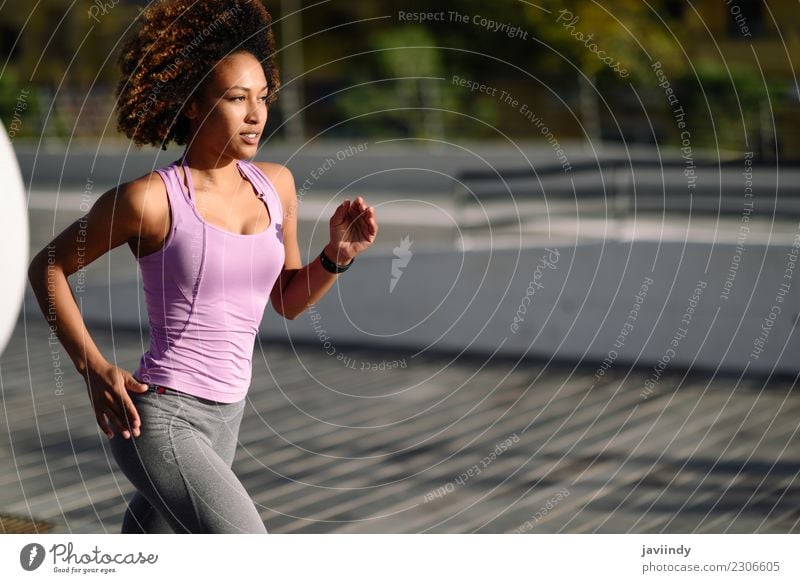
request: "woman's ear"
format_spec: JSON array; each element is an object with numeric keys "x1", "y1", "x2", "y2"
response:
[
  {"x1": 180, "y1": 96, "x2": 203, "y2": 138},
  {"x1": 182, "y1": 99, "x2": 199, "y2": 122}
]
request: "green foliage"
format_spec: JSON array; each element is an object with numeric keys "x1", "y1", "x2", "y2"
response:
[
  {"x1": 523, "y1": 0, "x2": 684, "y2": 83},
  {"x1": 0, "y1": 0, "x2": 794, "y2": 150},
  {"x1": 334, "y1": 25, "x2": 500, "y2": 140},
  {"x1": 0, "y1": 68, "x2": 40, "y2": 138},
  {"x1": 675, "y1": 61, "x2": 787, "y2": 149}
]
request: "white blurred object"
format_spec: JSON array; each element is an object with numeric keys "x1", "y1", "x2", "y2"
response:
[{"x1": 0, "y1": 122, "x2": 29, "y2": 354}]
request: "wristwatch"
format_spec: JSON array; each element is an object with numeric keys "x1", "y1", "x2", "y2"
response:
[{"x1": 319, "y1": 247, "x2": 354, "y2": 273}]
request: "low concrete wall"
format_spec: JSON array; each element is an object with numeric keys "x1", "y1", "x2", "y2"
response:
[{"x1": 266, "y1": 239, "x2": 798, "y2": 377}]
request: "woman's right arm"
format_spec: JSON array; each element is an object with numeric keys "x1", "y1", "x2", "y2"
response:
[{"x1": 27, "y1": 177, "x2": 163, "y2": 439}]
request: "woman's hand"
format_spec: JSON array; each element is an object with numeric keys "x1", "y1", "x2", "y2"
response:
[
  {"x1": 327, "y1": 196, "x2": 378, "y2": 263},
  {"x1": 82, "y1": 360, "x2": 149, "y2": 439}
]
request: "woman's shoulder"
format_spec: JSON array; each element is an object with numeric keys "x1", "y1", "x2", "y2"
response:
[
  {"x1": 115, "y1": 169, "x2": 171, "y2": 243},
  {"x1": 122, "y1": 168, "x2": 170, "y2": 209},
  {"x1": 250, "y1": 161, "x2": 296, "y2": 216},
  {"x1": 251, "y1": 161, "x2": 294, "y2": 190}
]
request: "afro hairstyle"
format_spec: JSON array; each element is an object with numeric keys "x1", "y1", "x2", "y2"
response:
[{"x1": 114, "y1": 0, "x2": 280, "y2": 150}]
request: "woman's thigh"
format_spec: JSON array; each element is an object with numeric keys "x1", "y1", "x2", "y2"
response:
[
  {"x1": 210, "y1": 397, "x2": 246, "y2": 467},
  {"x1": 121, "y1": 491, "x2": 174, "y2": 534},
  {"x1": 109, "y1": 388, "x2": 266, "y2": 534}
]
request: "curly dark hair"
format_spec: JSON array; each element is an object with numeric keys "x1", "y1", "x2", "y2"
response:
[{"x1": 114, "y1": 0, "x2": 280, "y2": 150}]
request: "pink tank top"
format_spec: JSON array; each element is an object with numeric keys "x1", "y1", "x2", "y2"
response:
[{"x1": 133, "y1": 157, "x2": 285, "y2": 403}]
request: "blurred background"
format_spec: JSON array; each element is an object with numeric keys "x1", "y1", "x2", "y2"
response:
[
  {"x1": 2, "y1": 0, "x2": 799, "y2": 154},
  {"x1": 0, "y1": 0, "x2": 798, "y2": 535}
]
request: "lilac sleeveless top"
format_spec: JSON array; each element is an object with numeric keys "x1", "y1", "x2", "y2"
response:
[{"x1": 133, "y1": 158, "x2": 285, "y2": 403}]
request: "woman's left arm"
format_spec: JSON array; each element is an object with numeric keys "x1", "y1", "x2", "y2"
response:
[{"x1": 259, "y1": 162, "x2": 378, "y2": 320}]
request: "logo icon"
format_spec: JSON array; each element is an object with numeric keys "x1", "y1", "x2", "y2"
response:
[
  {"x1": 390, "y1": 235, "x2": 413, "y2": 293},
  {"x1": 20, "y1": 543, "x2": 46, "y2": 571}
]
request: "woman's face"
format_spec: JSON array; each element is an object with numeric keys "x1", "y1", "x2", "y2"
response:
[{"x1": 183, "y1": 51, "x2": 269, "y2": 160}]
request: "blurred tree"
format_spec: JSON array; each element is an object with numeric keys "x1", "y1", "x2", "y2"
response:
[
  {"x1": 676, "y1": 61, "x2": 788, "y2": 157},
  {"x1": 335, "y1": 24, "x2": 499, "y2": 141},
  {"x1": 0, "y1": 0, "x2": 143, "y2": 140},
  {"x1": 0, "y1": 67, "x2": 41, "y2": 139},
  {"x1": 523, "y1": 0, "x2": 684, "y2": 145},
  {"x1": 1, "y1": 0, "x2": 142, "y2": 86}
]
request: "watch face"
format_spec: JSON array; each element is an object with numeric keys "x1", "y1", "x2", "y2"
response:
[{"x1": 0, "y1": 122, "x2": 29, "y2": 354}]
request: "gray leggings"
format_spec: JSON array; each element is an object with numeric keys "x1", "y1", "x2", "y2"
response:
[{"x1": 109, "y1": 383, "x2": 267, "y2": 534}]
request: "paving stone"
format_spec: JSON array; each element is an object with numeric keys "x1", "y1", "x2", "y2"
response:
[{"x1": 1, "y1": 314, "x2": 797, "y2": 533}]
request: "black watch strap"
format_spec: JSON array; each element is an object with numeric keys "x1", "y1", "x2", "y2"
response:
[{"x1": 319, "y1": 248, "x2": 353, "y2": 273}]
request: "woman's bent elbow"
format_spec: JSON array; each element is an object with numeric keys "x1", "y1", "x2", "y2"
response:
[
  {"x1": 274, "y1": 304, "x2": 305, "y2": 321},
  {"x1": 27, "y1": 254, "x2": 46, "y2": 286}
]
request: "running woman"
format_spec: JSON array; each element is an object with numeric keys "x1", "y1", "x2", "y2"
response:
[{"x1": 27, "y1": 0, "x2": 378, "y2": 533}]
